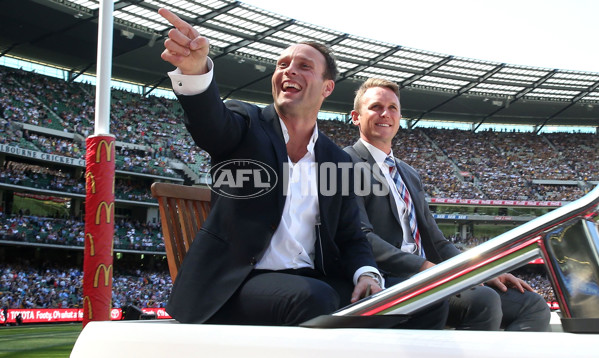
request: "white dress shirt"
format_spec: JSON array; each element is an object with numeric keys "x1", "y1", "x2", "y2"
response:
[{"x1": 255, "y1": 120, "x2": 320, "y2": 270}]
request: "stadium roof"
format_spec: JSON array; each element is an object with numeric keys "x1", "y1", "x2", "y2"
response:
[{"x1": 2, "y1": 0, "x2": 599, "y2": 130}]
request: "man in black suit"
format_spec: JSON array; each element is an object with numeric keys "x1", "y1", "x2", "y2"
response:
[
  {"x1": 344, "y1": 78, "x2": 550, "y2": 331},
  {"x1": 157, "y1": 9, "x2": 412, "y2": 326}
]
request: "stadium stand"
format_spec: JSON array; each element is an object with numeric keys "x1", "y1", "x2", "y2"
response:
[
  {"x1": 2, "y1": 61, "x2": 597, "y2": 311},
  {"x1": 0, "y1": 258, "x2": 172, "y2": 310},
  {"x1": 2, "y1": 0, "x2": 599, "y2": 317}
]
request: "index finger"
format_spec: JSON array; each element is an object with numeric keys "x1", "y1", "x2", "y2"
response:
[{"x1": 158, "y1": 8, "x2": 199, "y2": 37}]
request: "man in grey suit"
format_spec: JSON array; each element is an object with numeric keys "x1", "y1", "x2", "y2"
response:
[{"x1": 344, "y1": 78, "x2": 550, "y2": 331}]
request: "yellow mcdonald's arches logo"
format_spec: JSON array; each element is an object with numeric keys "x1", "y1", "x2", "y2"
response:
[
  {"x1": 85, "y1": 172, "x2": 96, "y2": 194},
  {"x1": 94, "y1": 264, "x2": 113, "y2": 288},
  {"x1": 95, "y1": 139, "x2": 114, "y2": 163},
  {"x1": 85, "y1": 233, "x2": 95, "y2": 256},
  {"x1": 95, "y1": 201, "x2": 114, "y2": 224},
  {"x1": 82, "y1": 295, "x2": 93, "y2": 319}
]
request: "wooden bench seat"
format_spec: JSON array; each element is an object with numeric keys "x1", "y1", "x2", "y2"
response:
[{"x1": 150, "y1": 182, "x2": 211, "y2": 282}]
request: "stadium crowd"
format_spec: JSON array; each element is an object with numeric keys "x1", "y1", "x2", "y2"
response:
[
  {"x1": 2, "y1": 118, "x2": 592, "y2": 202},
  {"x1": 0, "y1": 262, "x2": 555, "y2": 311},
  {"x1": 2, "y1": 64, "x2": 599, "y2": 202},
  {"x1": 0, "y1": 214, "x2": 164, "y2": 251},
  {"x1": 0, "y1": 63, "x2": 593, "y2": 315},
  {"x1": 0, "y1": 262, "x2": 171, "y2": 310},
  {"x1": 0, "y1": 161, "x2": 155, "y2": 202}
]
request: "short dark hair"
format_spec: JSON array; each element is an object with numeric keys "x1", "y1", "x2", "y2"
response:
[{"x1": 299, "y1": 41, "x2": 339, "y2": 81}]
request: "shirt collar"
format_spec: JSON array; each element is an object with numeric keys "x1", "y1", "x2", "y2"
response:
[
  {"x1": 360, "y1": 138, "x2": 394, "y2": 165},
  {"x1": 280, "y1": 119, "x2": 319, "y2": 155}
]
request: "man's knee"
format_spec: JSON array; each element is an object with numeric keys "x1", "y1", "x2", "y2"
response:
[
  {"x1": 468, "y1": 285, "x2": 502, "y2": 313},
  {"x1": 448, "y1": 285, "x2": 502, "y2": 330},
  {"x1": 216, "y1": 273, "x2": 341, "y2": 326},
  {"x1": 522, "y1": 292, "x2": 551, "y2": 331},
  {"x1": 284, "y1": 280, "x2": 340, "y2": 325},
  {"x1": 500, "y1": 289, "x2": 550, "y2": 331}
]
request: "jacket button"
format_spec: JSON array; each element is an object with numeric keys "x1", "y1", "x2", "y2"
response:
[
  {"x1": 250, "y1": 257, "x2": 257, "y2": 266},
  {"x1": 270, "y1": 224, "x2": 277, "y2": 231},
  {"x1": 394, "y1": 242, "x2": 401, "y2": 248}
]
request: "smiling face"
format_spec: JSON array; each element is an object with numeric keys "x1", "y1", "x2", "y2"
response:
[
  {"x1": 271, "y1": 44, "x2": 335, "y2": 121},
  {"x1": 351, "y1": 85, "x2": 401, "y2": 154}
]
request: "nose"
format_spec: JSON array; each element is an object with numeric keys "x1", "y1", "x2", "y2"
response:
[{"x1": 284, "y1": 61, "x2": 298, "y2": 76}]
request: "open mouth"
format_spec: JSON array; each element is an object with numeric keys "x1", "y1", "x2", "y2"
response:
[{"x1": 282, "y1": 82, "x2": 302, "y2": 93}]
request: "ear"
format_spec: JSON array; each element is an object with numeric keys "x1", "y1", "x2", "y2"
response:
[
  {"x1": 350, "y1": 110, "x2": 360, "y2": 126},
  {"x1": 322, "y1": 79, "x2": 335, "y2": 98}
]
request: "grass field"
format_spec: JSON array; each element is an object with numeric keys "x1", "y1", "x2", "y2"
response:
[{"x1": 0, "y1": 324, "x2": 82, "y2": 358}]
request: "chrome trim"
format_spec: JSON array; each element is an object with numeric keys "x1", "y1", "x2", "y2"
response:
[{"x1": 335, "y1": 185, "x2": 599, "y2": 317}]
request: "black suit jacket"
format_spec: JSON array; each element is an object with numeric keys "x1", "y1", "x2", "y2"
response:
[
  {"x1": 344, "y1": 140, "x2": 461, "y2": 279},
  {"x1": 166, "y1": 80, "x2": 377, "y2": 323}
]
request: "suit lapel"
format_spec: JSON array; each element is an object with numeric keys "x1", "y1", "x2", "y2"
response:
[
  {"x1": 352, "y1": 141, "x2": 401, "y2": 225},
  {"x1": 313, "y1": 134, "x2": 331, "y2": 275},
  {"x1": 314, "y1": 134, "x2": 330, "y2": 222},
  {"x1": 261, "y1": 104, "x2": 287, "y2": 213}
]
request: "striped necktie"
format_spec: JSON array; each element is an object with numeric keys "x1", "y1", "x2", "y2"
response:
[{"x1": 384, "y1": 156, "x2": 423, "y2": 257}]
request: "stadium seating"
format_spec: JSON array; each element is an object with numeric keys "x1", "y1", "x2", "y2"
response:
[
  {"x1": 4, "y1": 62, "x2": 599, "y2": 202},
  {"x1": 0, "y1": 261, "x2": 171, "y2": 310},
  {"x1": 2, "y1": 62, "x2": 595, "y2": 312}
]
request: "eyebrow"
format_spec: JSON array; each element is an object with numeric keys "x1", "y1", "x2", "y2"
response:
[
  {"x1": 368, "y1": 101, "x2": 399, "y2": 107},
  {"x1": 277, "y1": 53, "x2": 316, "y2": 64}
]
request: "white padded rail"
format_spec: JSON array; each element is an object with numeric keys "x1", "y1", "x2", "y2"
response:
[{"x1": 71, "y1": 319, "x2": 596, "y2": 358}]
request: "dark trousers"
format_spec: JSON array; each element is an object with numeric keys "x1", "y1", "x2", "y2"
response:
[
  {"x1": 207, "y1": 268, "x2": 448, "y2": 329},
  {"x1": 499, "y1": 287, "x2": 551, "y2": 331},
  {"x1": 446, "y1": 285, "x2": 551, "y2": 331},
  {"x1": 384, "y1": 275, "x2": 449, "y2": 330}
]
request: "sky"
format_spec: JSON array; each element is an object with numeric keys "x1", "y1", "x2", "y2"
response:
[{"x1": 240, "y1": 0, "x2": 599, "y2": 73}]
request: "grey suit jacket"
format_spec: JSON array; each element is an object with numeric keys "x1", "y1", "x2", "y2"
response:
[{"x1": 344, "y1": 140, "x2": 461, "y2": 279}]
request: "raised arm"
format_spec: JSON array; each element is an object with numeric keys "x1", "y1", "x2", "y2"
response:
[{"x1": 158, "y1": 8, "x2": 210, "y2": 75}]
